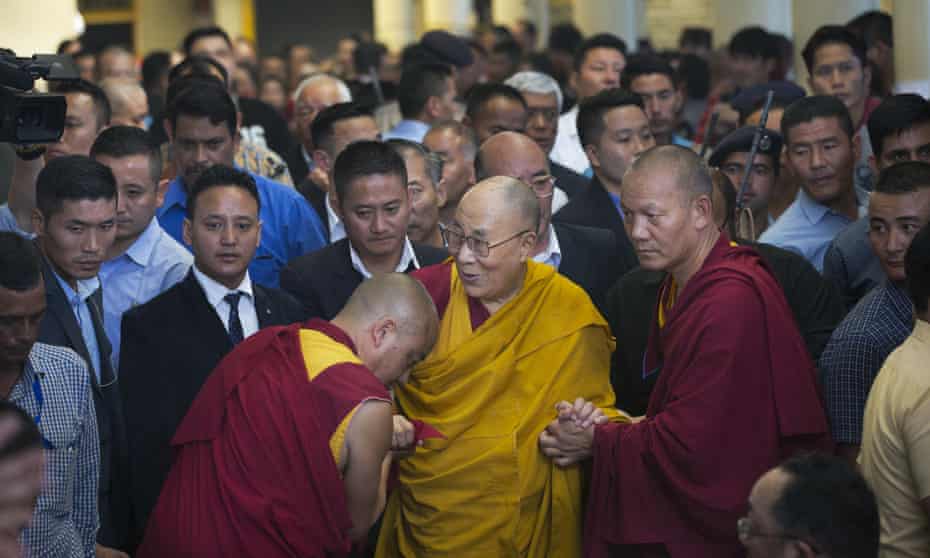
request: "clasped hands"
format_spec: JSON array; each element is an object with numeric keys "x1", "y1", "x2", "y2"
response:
[
  {"x1": 538, "y1": 398, "x2": 607, "y2": 468},
  {"x1": 391, "y1": 415, "x2": 422, "y2": 457}
]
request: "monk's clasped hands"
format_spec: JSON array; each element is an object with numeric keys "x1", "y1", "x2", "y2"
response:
[{"x1": 538, "y1": 398, "x2": 607, "y2": 468}]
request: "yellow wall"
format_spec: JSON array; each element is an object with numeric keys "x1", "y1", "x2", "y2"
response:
[{"x1": 3, "y1": 0, "x2": 81, "y2": 57}]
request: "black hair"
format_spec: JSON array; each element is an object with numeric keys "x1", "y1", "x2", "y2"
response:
[
  {"x1": 141, "y1": 51, "x2": 172, "y2": 92},
  {"x1": 577, "y1": 88, "x2": 644, "y2": 148},
  {"x1": 354, "y1": 41, "x2": 388, "y2": 76},
  {"x1": 0, "y1": 232, "x2": 42, "y2": 291},
  {"x1": 867, "y1": 94, "x2": 930, "y2": 158},
  {"x1": 57, "y1": 39, "x2": 79, "y2": 55},
  {"x1": 573, "y1": 34, "x2": 627, "y2": 72},
  {"x1": 90, "y1": 125, "x2": 163, "y2": 185},
  {"x1": 168, "y1": 55, "x2": 229, "y2": 87},
  {"x1": 621, "y1": 55, "x2": 680, "y2": 90},
  {"x1": 182, "y1": 26, "x2": 232, "y2": 56},
  {"x1": 35, "y1": 155, "x2": 117, "y2": 219},
  {"x1": 332, "y1": 141, "x2": 407, "y2": 206},
  {"x1": 517, "y1": 19, "x2": 537, "y2": 40},
  {"x1": 676, "y1": 54, "x2": 710, "y2": 99},
  {"x1": 186, "y1": 165, "x2": 260, "y2": 219},
  {"x1": 53, "y1": 80, "x2": 111, "y2": 130},
  {"x1": 847, "y1": 10, "x2": 893, "y2": 48},
  {"x1": 906, "y1": 223, "x2": 930, "y2": 313},
  {"x1": 548, "y1": 23, "x2": 583, "y2": 55},
  {"x1": 728, "y1": 26, "x2": 778, "y2": 61},
  {"x1": 386, "y1": 139, "x2": 443, "y2": 186},
  {"x1": 397, "y1": 63, "x2": 453, "y2": 119},
  {"x1": 310, "y1": 102, "x2": 374, "y2": 154},
  {"x1": 873, "y1": 161, "x2": 930, "y2": 196},
  {"x1": 781, "y1": 95, "x2": 854, "y2": 144},
  {"x1": 802, "y1": 25, "x2": 868, "y2": 74},
  {"x1": 166, "y1": 79, "x2": 237, "y2": 138},
  {"x1": 464, "y1": 82, "x2": 527, "y2": 120},
  {"x1": 492, "y1": 39, "x2": 523, "y2": 66},
  {"x1": 774, "y1": 453, "x2": 879, "y2": 558},
  {"x1": 679, "y1": 27, "x2": 712, "y2": 51}
]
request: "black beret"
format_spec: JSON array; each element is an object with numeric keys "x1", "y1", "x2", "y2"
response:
[
  {"x1": 420, "y1": 30, "x2": 474, "y2": 68},
  {"x1": 709, "y1": 126, "x2": 783, "y2": 168}
]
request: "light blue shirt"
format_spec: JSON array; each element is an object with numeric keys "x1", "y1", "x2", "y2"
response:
[
  {"x1": 759, "y1": 187, "x2": 869, "y2": 272},
  {"x1": 532, "y1": 224, "x2": 562, "y2": 270},
  {"x1": 99, "y1": 217, "x2": 192, "y2": 372},
  {"x1": 383, "y1": 119, "x2": 430, "y2": 142},
  {"x1": 672, "y1": 135, "x2": 694, "y2": 148},
  {"x1": 53, "y1": 272, "x2": 103, "y2": 382},
  {"x1": 606, "y1": 191, "x2": 624, "y2": 219},
  {"x1": 156, "y1": 170, "x2": 326, "y2": 288},
  {"x1": 0, "y1": 203, "x2": 31, "y2": 237}
]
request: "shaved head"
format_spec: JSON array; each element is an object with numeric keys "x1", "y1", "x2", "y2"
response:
[
  {"x1": 628, "y1": 145, "x2": 712, "y2": 204},
  {"x1": 461, "y1": 176, "x2": 540, "y2": 234},
  {"x1": 340, "y1": 273, "x2": 438, "y2": 340},
  {"x1": 100, "y1": 78, "x2": 149, "y2": 129},
  {"x1": 475, "y1": 131, "x2": 547, "y2": 181}
]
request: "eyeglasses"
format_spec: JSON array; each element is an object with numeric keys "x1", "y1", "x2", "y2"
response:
[
  {"x1": 737, "y1": 517, "x2": 821, "y2": 553},
  {"x1": 441, "y1": 226, "x2": 530, "y2": 258},
  {"x1": 527, "y1": 175, "x2": 556, "y2": 197}
]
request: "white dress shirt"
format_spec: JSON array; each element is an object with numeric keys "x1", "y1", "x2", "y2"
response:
[
  {"x1": 532, "y1": 224, "x2": 563, "y2": 270},
  {"x1": 550, "y1": 105, "x2": 591, "y2": 175},
  {"x1": 325, "y1": 195, "x2": 346, "y2": 243},
  {"x1": 192, "y1": 266, "x2": 259, "y2": 339},
  {"x1": 349, "y1": 236, "x2": 420, "y2": 279}
]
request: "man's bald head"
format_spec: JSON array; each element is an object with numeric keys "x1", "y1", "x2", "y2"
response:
[
  {"x1": 340, "y1": 273, "x2": 438, "y2": 341},
  {"x1": 100, "y1": 78, "x2": 149, "y2": 129},
  {"x1": 627, "y1": 145, "x2": 712, "y2": 204},
  {"x1": 460, "y1": 176, "x2": 540, "y2": 234},
  {"x1": 474, "y1": 131, "x2": 547, "y2": 181}
]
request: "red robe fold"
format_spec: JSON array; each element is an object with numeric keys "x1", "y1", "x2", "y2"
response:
[
  {"x1": 136, "y1": 319, "x2": 390, "y2": 558},
  {"x1": 585, "y1": 234, "x2": 832, "y2": 558}
]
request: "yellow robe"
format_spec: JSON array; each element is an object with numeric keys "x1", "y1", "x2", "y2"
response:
[{"x1": 376, "y1": 261, "x2": 625, "y2": 558}]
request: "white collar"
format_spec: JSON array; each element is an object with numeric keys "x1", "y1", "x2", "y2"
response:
[
  {"x1": 191, "y1": 265, "x2": 254, "y2": 308},
  {"x1": 349, "y1": 236, "x2": 420, "y2": 279},
  {"x1": 532, "y1": 224, "x2": 562, "y2": 268},
  {"x1": 325, "y1": 195, "x2": 346, "y2": 242}
]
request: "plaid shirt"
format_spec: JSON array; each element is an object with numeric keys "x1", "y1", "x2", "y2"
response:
[
  {"x1": 9, "y1": 343, "x2": 99, "y2": 558},
  {"x1": 821, "y1": 280, "x2": 915, "y2": 445}
]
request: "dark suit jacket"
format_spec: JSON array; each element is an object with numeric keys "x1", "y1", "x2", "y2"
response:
[
  {"x1": 551, "y1": 160, "x2": 588, "y2": 199},
  {"x1": 118, "y1": 271, "x2": 303, "y2": 548},
  {"x1": 553, "y1": 222, "x2": 630, "y2": 315},
  {"x1": 297, "y1": 177, "x2": 329, "y2": 239},
  {"x1": 553, "y1": 175, "x2": 638, "y2": 272},
  {"x1": 280, "y1": 238, "x2": 448, "y2": 320},
  {"x1": 36, "y1": 251, "x2": 130, "y2": 549},
  {"x1": 607, "y1": 240, "x2": 846, "y2": 416},
  {"x1": 285, "y1": 143, "x2": 311, "y2": 186}
]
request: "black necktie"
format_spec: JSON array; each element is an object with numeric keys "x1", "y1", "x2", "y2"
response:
[{"x1": 224, "y1": 292, "x2": 244, "y2": 345}]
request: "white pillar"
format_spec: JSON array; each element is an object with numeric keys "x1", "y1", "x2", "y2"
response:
[
  {"x1": 422, "y1": 0, "x2": 473, "y2": 37},
  {"x1": 791, "y1": 0, "x2": 879, "y2": 85},
  {"x1": 892, "y1": 1, "x2": 930, "y2": 96},
  {"x1": 3, "y1": 0, "x2": 80, "y2": 57},
  {"x1": 712, "y1": 0, "x2": 791, "y2": 47},
  {"x1": 573, "y1": 0, "x2": 644, "y2": 51},
  {"x1": 374, "y1": 0, "x2": 416, "y2": 53}
]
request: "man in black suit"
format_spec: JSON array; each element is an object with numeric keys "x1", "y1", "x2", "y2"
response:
[
  {"x1": 286, "y1": 74, "x2": 353, "y2": 184},
  {"x1": 31, "y1": 155, "x2": 130, "y2": 554},
  {"x1": 281, "y1": 141, "x2": 447, "y2": 320},
  {"x1": 118, "y1": 165, "x2": 303, "y2": 548},
  {"x1": 300, "y1": 103, "x2": 381, "y2": 242},
  {"x1": 475, "y1": 131, "x2": 635, "y2": 313},
  {"x1": 608, "y1": 168, "x2": 845, "y2": 416},
  {"x1": 553, "y1": 88, "x2": 655, "y2": 263}
]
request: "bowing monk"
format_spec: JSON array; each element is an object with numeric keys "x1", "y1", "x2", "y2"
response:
[
  {"x1": 539, "y1": 146, "x2": 832, "y2": 557},
  {"x1": 136, "y1": 274, "x2": 439, "y2": 558},
  {"x1": 375, "y1": 177, "x2": 627, "y2": 557}
]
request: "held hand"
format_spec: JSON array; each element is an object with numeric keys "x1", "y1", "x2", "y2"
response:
[
  {"x1": 555, "y1": 398, "x2": 610, "y2": 429},
  {"x1": 391, "y1": 415, "x2": 422, "y2": 455},
  {"x1": 538, "y1": 417, "x2": 595, "y2": 468}
]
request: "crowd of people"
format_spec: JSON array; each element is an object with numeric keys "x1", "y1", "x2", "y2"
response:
[{"x1": 0, "y1": 8, "x2": 929, "y2": 558}]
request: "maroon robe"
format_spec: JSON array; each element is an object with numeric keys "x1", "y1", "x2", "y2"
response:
[
  {"x1": 136, "y1": 320, "x2": 391, "y2": 558},
  {"x1": 585, "y1": 234, "x2": 832, "y2": 557}
]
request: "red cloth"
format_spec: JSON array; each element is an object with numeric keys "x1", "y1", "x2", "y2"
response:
[
  {"x1": 136, "y1": 319, "x2": 391, "y2": 558},
  {"x1": 584, "y1": 234, "x2": 832, "y2": 558},
  {"x1": 413, "y1": 261, "x2": 490, "y2": 329}
]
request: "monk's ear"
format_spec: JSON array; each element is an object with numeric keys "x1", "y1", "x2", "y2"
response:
[
  {"x1": 372, "y1": 317, "x2": 398, "y2": 349},
  {"x1": 518, "y1": 230, "x2": 536, "y2": 261},
  {"x1": 692, "y1": 194, "x2": 714, "y2": 230}
]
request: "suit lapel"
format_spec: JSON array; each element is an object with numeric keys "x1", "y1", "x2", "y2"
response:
[
  {"x1": 255, "y1": 286, "x2": 276, "y2": 328},
  {"x1": 178, "y1": 271, "x2": 232, "y2": 355},
  {"x1": 39, "y1": 252, "x2": 93, "y2": 366}
]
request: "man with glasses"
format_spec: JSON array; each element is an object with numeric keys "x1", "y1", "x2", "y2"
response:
[
  {"x1": 0, "y1": 232, "x2": 99, "y2": 558},
  {"x1": 741, "y1": 453, "x2": 878, "y2": 558},
  {"x1": 709, "y1": 126, "x2": 784, "y2": 239},
  {"x1": 475, "y1": 131, "x2": 633, "y2": 312},
  {"x1": 377, "y1": 176, "x2": 625, "y2": 558}
]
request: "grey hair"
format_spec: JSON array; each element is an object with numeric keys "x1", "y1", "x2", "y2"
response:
[
  {"x1": 386, "y1": 139, "x2": 444, "y2": 188},
  {"x1": 504, "y1": 71, "x2": 563, "y2": 113},
  {"x1": 291, "y1": 73, "x2": 352, "y2": 103}
]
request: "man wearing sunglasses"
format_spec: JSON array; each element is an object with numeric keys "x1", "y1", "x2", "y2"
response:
[
  {"x1": 0, "y1": 232, "x2": 99, "y2": 558},
  {"x1": 376, "y1": 176, "x2": 626, "y2": 557}
]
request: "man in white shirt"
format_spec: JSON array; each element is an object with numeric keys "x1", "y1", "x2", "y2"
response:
[{"x1": 551, "y1": 33, "x2": 627, "y2": 176}]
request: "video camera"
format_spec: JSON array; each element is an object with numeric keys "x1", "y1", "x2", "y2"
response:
[{"x1": 0, "y1": 50, "x2": 81, "y2": 144}]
